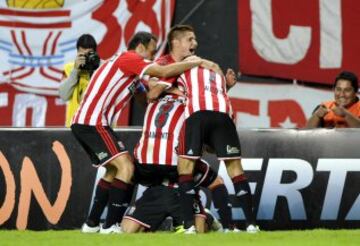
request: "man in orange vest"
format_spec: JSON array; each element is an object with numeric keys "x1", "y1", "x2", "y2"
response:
[{"x1": 306, "y1": 71, "x2": 360, "y2": 128}]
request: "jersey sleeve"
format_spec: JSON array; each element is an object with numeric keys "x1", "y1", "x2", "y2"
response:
[
  {"x1": 177, "y1": 74, "x2": 186, "y2": 88},
  {"x1": 118, "y1": 52, "x2": 154, "y2": 78},
  {"x1": 153, "y1": 56, "x2": 177, "y2": 89}
]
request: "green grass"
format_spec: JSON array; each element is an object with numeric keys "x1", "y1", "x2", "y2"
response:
[{"x1": 1, "y1": 229, "x2": 360, "y2": 246}]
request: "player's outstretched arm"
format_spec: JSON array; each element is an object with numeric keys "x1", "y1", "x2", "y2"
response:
[{"x1": 145, "y1": 58, "x2": 202, "y2": 78}]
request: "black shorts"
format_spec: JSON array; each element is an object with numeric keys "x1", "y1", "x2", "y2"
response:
[
  {"x1": 123, "y1": 186, "x2": 183, "y2": 231},
  {"x1": 124, "y1": 185, "x2": 205, "y2": 231},
  {"x1": 133, "y1": 163, "x2": 178, "y2": 187},
  {"x1": 71, "y1": 124, "x2": 127, "y2": 167},
  {"x1": 178, "y1": 111, "x2": 241, "y2": 160},
  {"x1": 134, "y1": 159, "x2": 217, "y2": 188}
]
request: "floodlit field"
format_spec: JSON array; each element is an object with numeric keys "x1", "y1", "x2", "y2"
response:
[{"x1": 1, "y1": 229, "x2": 360, "y2": 246}]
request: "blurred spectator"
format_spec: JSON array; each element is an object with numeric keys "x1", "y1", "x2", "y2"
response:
[
  {"x1": 306, "y1": 71, "x2": 360, "y2": 128},
  {"x1": 59, "y1": 34, "x2": 100, "y2": 127}
]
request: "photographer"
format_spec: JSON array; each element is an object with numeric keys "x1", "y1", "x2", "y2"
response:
[{"x1": 59, "y1": 34, "x2": 100, "y2": 127}]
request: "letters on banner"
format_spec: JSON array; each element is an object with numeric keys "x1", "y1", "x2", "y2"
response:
[{"x1": 238, "y1": 0, "x2": 358, "y2": 85}]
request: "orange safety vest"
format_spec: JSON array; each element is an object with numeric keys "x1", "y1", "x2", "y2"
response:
[{"x1": 322, "y1": 99, "x2": 360, "y2": 128}]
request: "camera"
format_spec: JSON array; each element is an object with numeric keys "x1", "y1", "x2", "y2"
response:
[{"x1": 81, "y1": 51, "x2": 100, "y2": 71}]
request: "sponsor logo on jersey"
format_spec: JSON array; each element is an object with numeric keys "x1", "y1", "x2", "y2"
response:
[
  {"x1": 144, "y1": 131, "x2": 170, "y2": 139},
  {"x1": 209, "y1": 73, "x2": 216, "y2": 83},
  {"x1": 204, "y1": 85, "x2": 224, "y2": 95}
]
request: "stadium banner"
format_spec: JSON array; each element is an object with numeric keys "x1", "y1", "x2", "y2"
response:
[
  {"x1": 0, "y1": 0, "x2": 175, "y2": 95},
  {"x1": 0, "y1": 80, "x2": 334, "y2": 127},
  {"x1": 0, "y1": 83, "x2": 130, "y2": 127},
  {"x1": 0, "y1": 0, "x2": 175, "y2": 127},
  {"x1": 238, "y1": 0, "x2": 359, "y2": 85},
  {"x1": 228, "y1": 82, "x2": 333, "y2": 128},
  {"x1": 1, "y1": 128, "x2": 360, "y2": 230}
]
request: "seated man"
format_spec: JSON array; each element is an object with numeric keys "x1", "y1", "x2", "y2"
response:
[{"x1": 306, "y1": 71, "x2": 360, "y2": 128}]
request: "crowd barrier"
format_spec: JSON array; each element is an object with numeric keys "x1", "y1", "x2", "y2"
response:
[{"x1": 0, "y1": 128, "x2": 359, "y2": 230}]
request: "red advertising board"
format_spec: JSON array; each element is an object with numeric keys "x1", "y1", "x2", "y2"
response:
[{"x1": 238, "y1": 0, "x2": 360, "y2": 85}]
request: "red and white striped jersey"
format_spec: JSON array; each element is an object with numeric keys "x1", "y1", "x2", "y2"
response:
[
  {"x1": 154, "y1": 54, "x2": 177, "y2": 88},
  {"x1": 156, "y1": 54, "x2": 174, "y2": 66},
  {"x1": 178, "y1": 67, "x2": 233, "y2": 118},
  {"x1": 134, "y1": 95, "x2": 185, "y2": 166},
  {"x1": 72, "y1": 51, "x2": 153, "y2": 126}
]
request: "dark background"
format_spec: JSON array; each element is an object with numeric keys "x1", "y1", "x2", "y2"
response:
[{"x1": 172, "y1": 0, "x2": 239, "y2": 72}]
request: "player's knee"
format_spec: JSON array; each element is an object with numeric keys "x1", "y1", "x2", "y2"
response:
[{"x1": 121, "y1": 218, "x2": 141, "y2": 233}]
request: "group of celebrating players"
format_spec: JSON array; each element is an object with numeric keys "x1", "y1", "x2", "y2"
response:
[{"x1": 70, "y1": 25, "x2": 259, "y2": 234}]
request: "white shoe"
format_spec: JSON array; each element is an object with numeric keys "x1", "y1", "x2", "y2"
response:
[
  {"x1": 81, "y1": 222, "x2": 100, "y2": 233},
  {"x1": 100, "y1": 223, "x2": 122, "y2": 234},
  {"x1": 223, "y1": 227, "x2": 241, "y2": 233},
  {"x1": 246, "y1": 224, "x2": 260, "y2": 233},
  {"x1": 232, "y1": 227, "x2": 241, "y2": 233},
  {"x1": 184, "y1": 225, "x2": 196, "y2": 234}
]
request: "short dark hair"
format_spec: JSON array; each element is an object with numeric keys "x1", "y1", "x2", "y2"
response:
[
  {"x1": 334, "y1": 71, "x2": 359, "y2": 92},
  {"x1": 127, "y1": 31, "x2": 158, "y2": 50},
  {"x1": 76, "y1": 34, "x2": 97, "y2": 51},
  {"x1": 167, "y1": 25, "x2": 194, "y2": 51}
]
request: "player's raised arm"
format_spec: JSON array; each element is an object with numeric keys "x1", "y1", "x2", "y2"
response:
[{"x1": 144, "y1": 57, "x2": 202, "y2": 78}]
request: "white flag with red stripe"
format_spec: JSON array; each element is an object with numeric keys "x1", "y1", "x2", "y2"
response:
[{"x1": 0, "y1": 0, "x2": 175, "y2": 95}]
